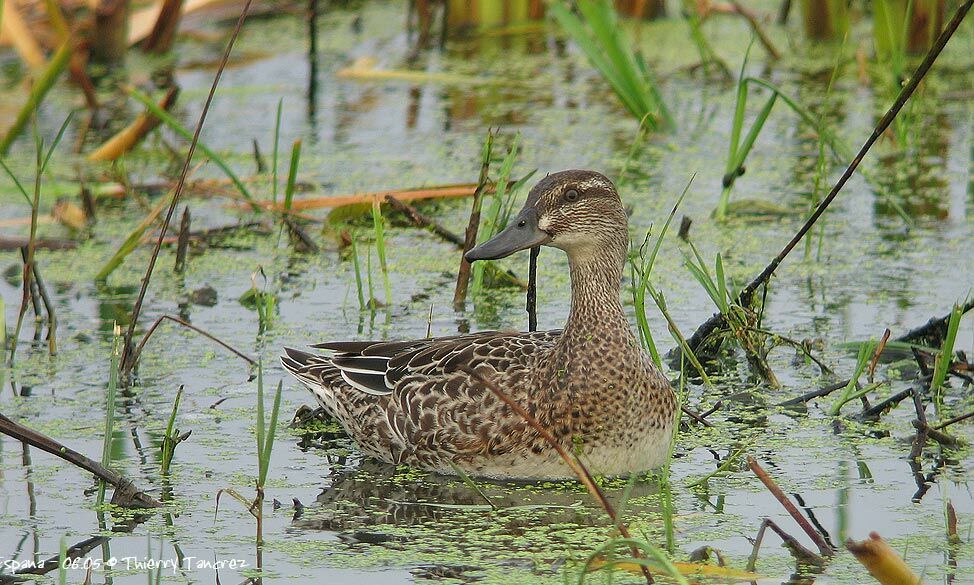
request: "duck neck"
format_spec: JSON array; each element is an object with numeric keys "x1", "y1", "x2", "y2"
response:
[{"x1": 562, "y1": 242, "x2": 630, "y2": 341}]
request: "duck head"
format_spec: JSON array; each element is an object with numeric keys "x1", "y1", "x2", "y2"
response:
[{"x1": 465, "y1": 169, "x2": 628, "y2": 265}]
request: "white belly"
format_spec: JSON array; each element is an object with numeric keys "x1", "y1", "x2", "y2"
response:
[{"x1": 438, "y1": 425, "x2": 675, "y2": 481}]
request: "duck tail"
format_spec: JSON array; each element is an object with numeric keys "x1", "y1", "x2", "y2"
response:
[{"x1": 281, "y1": 347, "x2": 340, "y2": 415}]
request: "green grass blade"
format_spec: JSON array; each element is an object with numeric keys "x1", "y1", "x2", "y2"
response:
[
  {"x1": 98, "y1": 327, "x2": 121, "y2": 506},
  {"x1": 0, "y1": 158, "x2": 32, "y2": 205},
  {"x1": 272, "y1": 98, "x2": 283, "y2": 204},
  {"x1": 648, "y1": 177, "x2": 693, "y2": 270},
  {"x1": 284, "y1": 139, "x2": 302, "y2": 212},
  {"x1": 683, "y1": 256, "x2": 721, "y2": 310},
  {"x1": 829, "y1": 338, "x2": 878, "y2": 416},
  {"x1": 731, "y1": 93, "x2": 778, "y2": 171},
  {"x1": 372, "y1": 199, "x2": 392, "y2": 304},
  {"x1": 161, "y1": 386, "x2": 184, "y2": 475},
  {"x1": 931, "y1": 303, "x2": 964, "y2": 392},
  {"x1": 727, "y1": 44, "x2": 752, "y2": 166},
  {"x1": 350, "y1": 234, "x2": 366, "y2": 310},
  {"x1": 256, "y1": 361, "x2": 266, "y2": 464},
  {"x1": 41, "y1": 112, "x2": 74, "y2": 174},
  {"x1": 259, "y1": 380, "x2": 283, "y2": 486},
  {"x1": 715, "y1": 252, "x2": 728, "y2": 313},
  {"x1": 549, "y1": 1, "x2": 667, "y2": 127}
]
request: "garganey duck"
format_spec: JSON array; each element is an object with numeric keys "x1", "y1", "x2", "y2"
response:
[{"x1": 282, "y1": 170, "x2": 677, "y2": 480}]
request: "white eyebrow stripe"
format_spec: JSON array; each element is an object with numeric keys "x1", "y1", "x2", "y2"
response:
[{"x1": 575, "y1": 177, "x2": 611, "y2": 191}]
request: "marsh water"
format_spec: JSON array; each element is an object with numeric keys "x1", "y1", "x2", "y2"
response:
[{"x1": 1, "y1": 1, "x2": 973, "y2": 583}]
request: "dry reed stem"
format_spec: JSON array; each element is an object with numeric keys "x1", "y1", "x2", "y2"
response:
[
  {"x1": 385, "y1": 195, "x2": 465, "y2": 247},
  {"x1": 454, "y1": 134, "x2": 493, "y2": 309},
  {"x1": 254, "y1": 184, "x2": 482, "y2": 212},
  {"x1": 131, "y1": 314, "x2": 257, "y2": 370}
]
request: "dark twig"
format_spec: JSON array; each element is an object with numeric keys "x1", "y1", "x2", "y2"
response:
[
  {"x1": 142, "y1": 0, "x2": 183, "y2": 52},
  {"x1": 747, "y1": 456, "x2": 834, "y2": 558},
  {"x1": 727, "y1": 0, "x2": 782, "y2": 60},
  {"x1": 909, "y1": 387, "x2": 931, "y2": 497},
  {"x1": 24, "y1": 250, "x2": 57, "y2": 354},
  {"x1": 462, "y1": 366, "x2": 654, "y2": 584},
  {"x1": 385, "y1": 195, "x2": 465, "y2": 247},
  {"x1": 912, "y1": 346, "x2": 931, "y2": 378},
  {"x1": 746, "y1": 518, "x2": 825, "y2": 571},
  {"x1": 252, "y1": 138, "x2": 267, "y2": 173},
  {"x1": 174, "y1": 206, "x2": 190, "y2": 273},
  {"x1": 527, "y1": 246, "x2": 539, "y2": 331},
  {"x1": 776, "y1": 0, "x2": 791, "y2": 25},
  {"x1": 0, "y1": 413, "x2": 159, "y2": 507},
  {"x1": 130, "y1": 314, "x2": 257, "y2": 371},
  {"x1": 681, "y1": 405, "x2": 713, "y2": 427},
  {"x1": 912, "y1": 421, "x2": 958, "y2": 447},
  {"x1": 934, "y1": 409, "x2": 974, "y2": 430},
  {"x1": 896, "y1": 298, "x2": 974, "y2": 346},
  {"x1": 0, "y1": 236, "x2": 77, "y2": 250},
  {"x1": 119, "y1": 0, "x2": 255, "y2": 379},
  {"x1": 947, "y1": 501, "x2": 960, "y2": 544},
  {"x1": 778, "y1": 380, "x2": 848, "y2": 407},
  {"x1": 15, "y1": 535, "x2": 108, "y2": 576},
  {"x1": 697, "y1": 399, "x2": 722, "y2": 419},
  {"x1": 160, "y1": 220, "x2": 268, "y2": 245},
  {"x1": 677, "y1": 1, "x2": 974, "y2": 362},
  {"x1": 283, "y1": 215, "x2": 320, "y2": 253},
  {"x1": 453, "y1": 132, "x2": 494, "y2": 309},
  {"x1": 858, "y1": 387, "x2": 913, "y2": 420}
]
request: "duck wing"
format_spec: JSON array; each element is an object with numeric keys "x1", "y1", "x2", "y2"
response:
[{"x1": 295, "y1": 329, "x2": 559, "y2": 397}]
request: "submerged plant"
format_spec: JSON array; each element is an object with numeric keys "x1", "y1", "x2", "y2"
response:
[{"x1": 550, "y1": 0, "x2": 672, "y2": 130}]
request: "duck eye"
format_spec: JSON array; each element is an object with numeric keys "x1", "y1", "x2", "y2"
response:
[{"x1": 564, "y1": 189, "x2": 579, "y2": 202}]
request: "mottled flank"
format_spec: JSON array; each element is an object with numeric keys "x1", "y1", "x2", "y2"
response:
[{"x1": 282, "y1": 170, "x2": 677, "y2": 479}]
